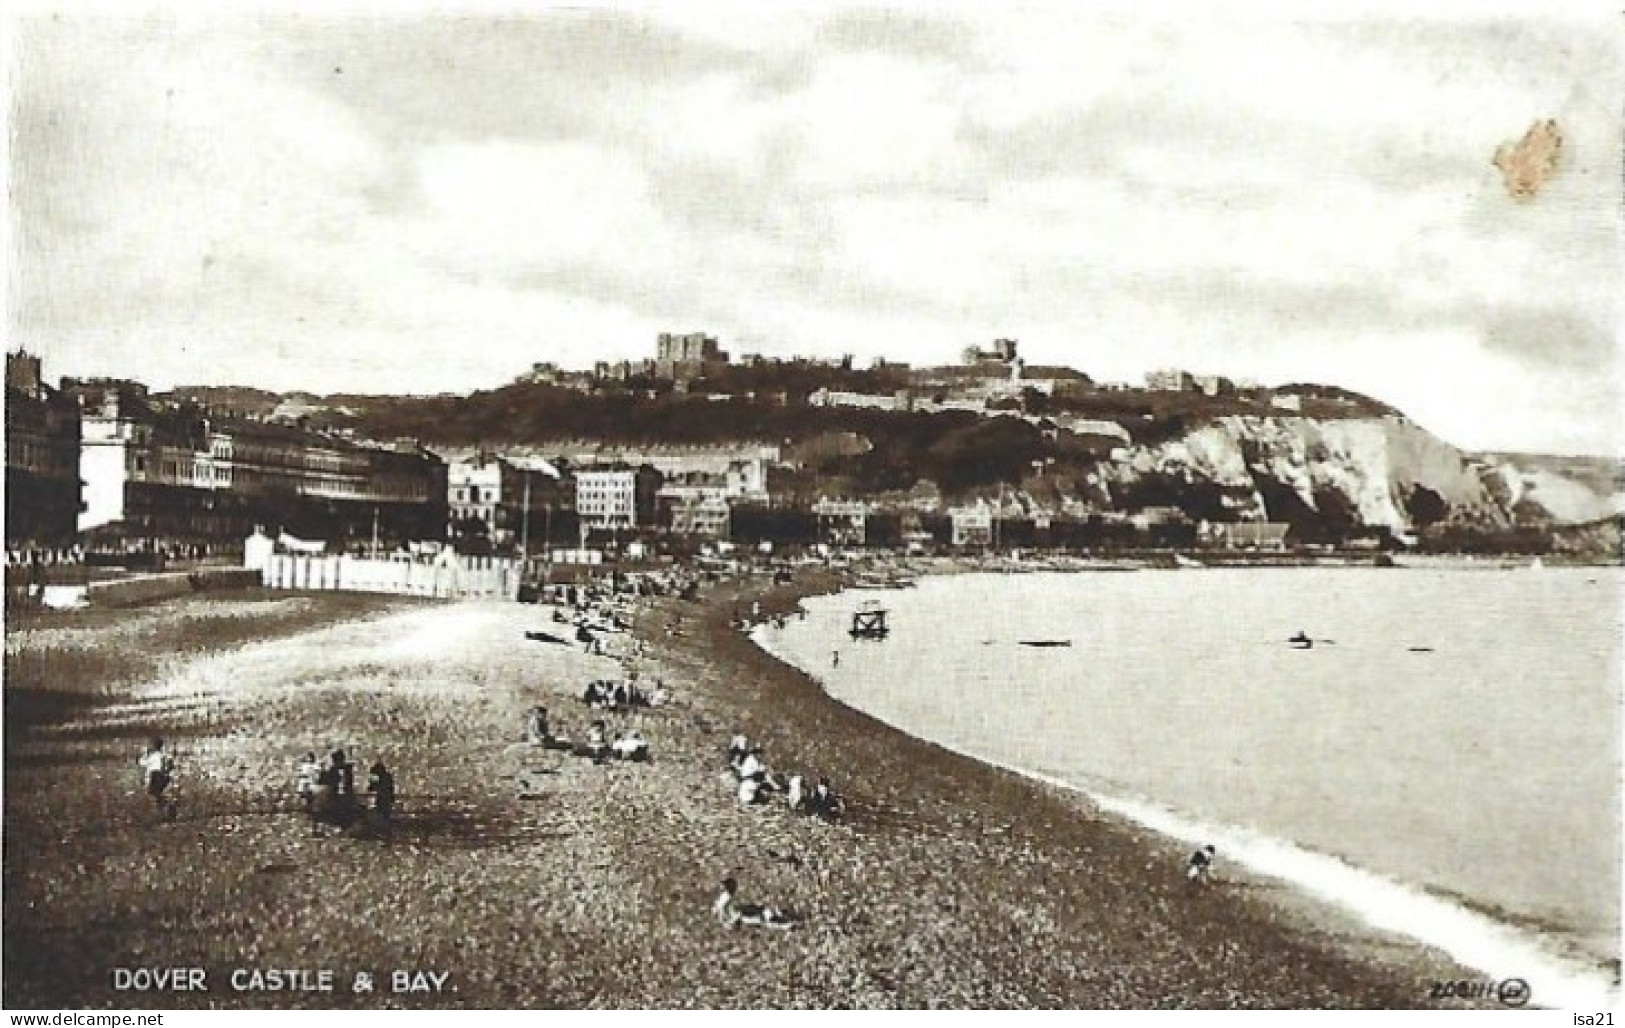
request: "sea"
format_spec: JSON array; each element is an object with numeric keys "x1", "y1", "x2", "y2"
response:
[{"x1": 757, "y1": 564, "x2": 1623, "y2": 1009}]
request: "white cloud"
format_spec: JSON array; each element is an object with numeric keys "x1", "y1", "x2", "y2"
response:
[
  {"x1": 785, "y1": 54, "x2": 964, "y2": 191},
  {"x1": 409, "y1": 140, "x2": 669, "y2": 274}
]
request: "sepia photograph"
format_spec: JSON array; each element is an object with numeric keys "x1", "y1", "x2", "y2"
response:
[{"x1": 3, "y1": 0, "x2": 1621, "y2": 1013}]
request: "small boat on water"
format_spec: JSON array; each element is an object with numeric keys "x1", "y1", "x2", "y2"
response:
[
  {"x1": 849, "y1": 604, "x2": 890, "y2": 640},
  {"x1": 1288, "y1": 631, "x2": 1313, "y2": 650},
  {"x1": 1018, "y1": 639, "x2": 1072, "y2": 648}
]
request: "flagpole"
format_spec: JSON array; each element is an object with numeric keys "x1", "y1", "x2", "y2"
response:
[{"x1": 520, "y1": 471, "x2": 532, "y2": 562}]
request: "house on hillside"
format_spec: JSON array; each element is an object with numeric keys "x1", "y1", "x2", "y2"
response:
[
  {"x1": 807, "y1": 388, "x2": 912, "y2": 412},
  {"x1": 1145, "y1": 369, "x2": 1196, "y2": 391}
]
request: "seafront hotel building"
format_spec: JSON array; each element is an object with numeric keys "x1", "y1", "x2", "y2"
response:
[
  {"x1": 4, "y1": 351, "x2": 83, "y2": 546},
  {"x1": 65, "y1": 377, "x2": 447, "y2": 547}
]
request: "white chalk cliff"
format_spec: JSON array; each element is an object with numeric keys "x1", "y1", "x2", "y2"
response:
[{"x1": 1097, "y1": 415, "x2": 1613, "y2": 533}]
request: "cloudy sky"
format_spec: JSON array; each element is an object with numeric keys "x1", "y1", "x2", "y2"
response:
[{"x1": 6, "y1": 2, "x2": 1621, "y2": 454}]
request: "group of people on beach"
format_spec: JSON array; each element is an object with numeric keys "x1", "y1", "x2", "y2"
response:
[
  {"x1": 580, "y1": 677, "x2": 669, "y2": 712},
  {"x1": 295, "y1": 748, "x2": 395, "y2": 833},
  {"x1": 525, "y1": 705, "x2": 651, "y2": 765},
  {"x1": 139, "y1": 738, "x2": 399, "y2": 837},
  {"x1": 729, "y1": 733, "x2": 844, "y2": 820},
  {"x1": 537, "y1": 567, "x2": 704, "y2": 610}
]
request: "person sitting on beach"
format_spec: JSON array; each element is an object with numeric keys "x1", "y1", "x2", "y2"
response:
[
  {"x1": 728, "y1": 734, "x2": 751, "y2": 769},
  {"x1": 712, "y1": 877, "x2": 798, "y2": 931},
  {"x1": 295, "y1": 751, "x2": 321, "y2": 810},
  {"x1": 737, "y1": 754, "x2": 782, "y2": 807},
  {"x1": 612, "y1": 729, "x2": 649, "y2": 763},
  {"x1": 581, "y1": 720, "x2": 611, "y2": 762},
  {"x1": 139, "y1": 737, "x2": 176, "y2": 820},
  {"x1": 1187, "y1": 845, "x2": 1216, "y2": 884},
  {"x1": 734, "y1": 747, "x2": 766, "y2": 783},
  {"x1": 810, "y1": 777, "x2": 845, "y2": 821},
  {"x1": 368, "y1": 761, "x2": 396, "y2": 824},
  {"x1": 526, "y1": 706, "x2": 552, "y2": 745},
  {"x1": 786, "y1": 774, "x2": 806, "y2": 814},
  {"x1": 737, "y1": 775, "x2": 767, "y2": 806}
]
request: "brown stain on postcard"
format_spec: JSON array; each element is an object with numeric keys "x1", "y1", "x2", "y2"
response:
[{"x1": 1492, "y1": 119, "x2": 1563, "y2": 201}]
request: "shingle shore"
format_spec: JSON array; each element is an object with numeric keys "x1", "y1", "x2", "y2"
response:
[{"x1": 2, "y1": 579, "x2": 1480, "y2": 1008}]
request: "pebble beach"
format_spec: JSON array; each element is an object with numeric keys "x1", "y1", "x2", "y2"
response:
[{"x1": 2, "y1": 574, "x2": 1490, "y2": 1009}]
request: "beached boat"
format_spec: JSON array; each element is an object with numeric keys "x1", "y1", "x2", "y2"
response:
[{"x1": 1173, "y1": 554, "x2": 1204, "y2": 569}]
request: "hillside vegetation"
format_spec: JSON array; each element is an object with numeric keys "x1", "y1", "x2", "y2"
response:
[{"x1": 157, "y1": 375, "x2": 1620, "y2": 553}]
